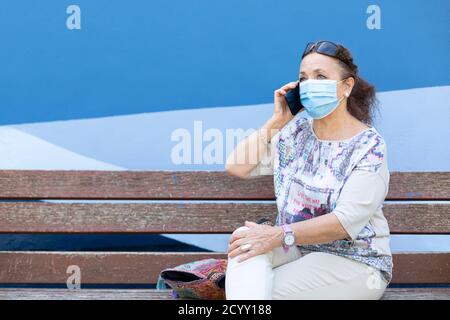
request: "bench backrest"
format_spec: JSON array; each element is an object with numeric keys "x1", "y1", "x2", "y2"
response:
[{"x1": 0, "y1": 170, "x2": 449, "y2": 286}]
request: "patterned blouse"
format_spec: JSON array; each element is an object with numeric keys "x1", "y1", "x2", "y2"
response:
[{"x1": 250, "y1": 116, "x2": 393, "y2": 284}]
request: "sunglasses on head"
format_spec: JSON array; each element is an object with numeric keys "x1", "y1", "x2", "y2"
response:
[{"x1": 302, "y1": 40, "x2": 350, "y2": 68}]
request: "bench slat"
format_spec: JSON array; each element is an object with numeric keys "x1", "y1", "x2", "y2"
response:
[
  {"x1": 0, "y1": 251, "x2": 448, "y2": 285},
  {"x1": 380, "y1": 288, "x2": 450, "y2": 300},
  {"x1": 0, "y1": 171, "x2": 448, "y2": 200},
  {"x1": 0, "y1": 202, "x2": 448, "y2": 234},
  {"x1": 0, "y1": 288, "x2": 449, "y2": 300},
  {"x1": 0, "y1": 288, "x2": 175, "y2": 300}
]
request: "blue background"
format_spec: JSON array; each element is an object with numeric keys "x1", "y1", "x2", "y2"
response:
[{"x1": 0, "y1": 0, "x2": 449, "y2": 124}]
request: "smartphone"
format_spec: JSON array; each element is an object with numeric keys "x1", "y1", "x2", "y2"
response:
[
  {"x1": 256, "y1": 217, "x2": 274, "y2": 226},
  {"x1": 284, "y1": 82, "x2": 304, "y2": 116}
]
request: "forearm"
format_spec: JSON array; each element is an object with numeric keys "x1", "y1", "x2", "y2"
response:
[
  {"x1": 275, "y1": 213, "x2": 350, "y2": 247},
  {"x1": 225, "y1": 117, "x2": 281, "y2": 178}
]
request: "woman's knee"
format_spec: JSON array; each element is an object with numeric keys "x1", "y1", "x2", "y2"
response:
[
  {"x1": 232, "y1": 225, "x2": 250, "y2": 235},
  {"x1": 227, "y1": 226, "x2": 250, "y2": 261},
  {"x1": 227, "y1": 225, "x2": 274, "y2": 263}
]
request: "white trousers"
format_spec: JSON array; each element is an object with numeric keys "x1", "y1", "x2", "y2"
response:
[{"x1": 225, "y1": 226, "x2": 388, "y2": 300}]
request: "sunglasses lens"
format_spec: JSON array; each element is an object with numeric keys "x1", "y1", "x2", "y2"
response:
[
  {"x1": 301, "y1": 40, "x2": 351, "y2": 69},
  {"x1": 316, "y1": 41, "x2": 338, "y2": 56},
  {"x1": 302, "y1": 42, "x2": 315, "y2": 57},
  {"x1": 302, "y1": 41, "x2": 339, "y2": 58}
]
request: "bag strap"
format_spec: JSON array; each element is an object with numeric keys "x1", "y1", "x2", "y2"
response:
[{"x1": 207, "y1": 271, "x2": 226, "y2": 288}]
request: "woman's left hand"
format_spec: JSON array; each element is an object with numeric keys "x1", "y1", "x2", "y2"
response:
[{"x1": 228, "y1": 221, "x2": 284, "y2": 263}]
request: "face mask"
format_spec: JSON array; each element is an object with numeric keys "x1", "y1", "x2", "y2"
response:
[{"x1": 299, "y1": 79, "x2": 347, "y2": 119}]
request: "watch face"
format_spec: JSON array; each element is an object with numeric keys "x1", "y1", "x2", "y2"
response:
[{"x1": 284, "y1": 233, "x2": 295, "y2": 246}]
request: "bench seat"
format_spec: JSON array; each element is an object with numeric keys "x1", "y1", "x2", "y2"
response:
[
  {"x1": 0, "y1": 287, "x2": 449, "y2": 300},
  {"x1": 0, "y1": 170, "x2": 448, "y2": 300}
]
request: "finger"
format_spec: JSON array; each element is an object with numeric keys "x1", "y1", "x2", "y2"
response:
[
  {"x1": 275, "y1": 81, "x2": 298, "y2": 98},
  {"x1": 229, "y1": 233, "x2": 239, "y2": 245},
  {"x1": 228, "y1": 237, "x2": 246, "y2": 253},
  {"x1": 237, "y1": 250, "x2": 255, "y2": 263},
  {"x1": 229, "y1": 229, "x2": 249, "y2": 244},
  {"x1": 228, "y1": 237, "x2": 254, "y2": 258},
  {"x1": 282, "y1": 81, "x2": 299, "y2": 89},
  {"x1": 275, "y1": 89, "x2": 287, "y2": 97},
  {"x1": 228, "y1": 246, "x2": 245, "y2": 259},
  {"x1": 245, "y1": 221, "x2": 258, "y2": 228},
  {"x1": 280, "y1": 81, "x2": 299, "y2": 91}
]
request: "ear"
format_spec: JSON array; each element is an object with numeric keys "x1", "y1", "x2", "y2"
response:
[
  {"x1": 343, "y1": 76, "x2": 355, "y2": 97},
  {"x1": 342, "y1": 77, "x2": 355, "y2": 98}
]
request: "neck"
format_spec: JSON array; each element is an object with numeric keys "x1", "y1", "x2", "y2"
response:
[{"x1": 312, "y1": 102, "x2": 364, "y2": 140}]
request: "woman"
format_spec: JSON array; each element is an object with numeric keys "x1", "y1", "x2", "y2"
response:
[{"x1": 224, "y1": 40, "x2": 392, "y2": 300}]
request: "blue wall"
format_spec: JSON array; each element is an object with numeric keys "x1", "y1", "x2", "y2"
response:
[{"x1": 0, "y1": 0, "x2": 449, "y2": 125}]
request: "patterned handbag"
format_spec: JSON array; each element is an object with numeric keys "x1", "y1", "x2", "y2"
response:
[
  {"x1": 155, "y1": 217, "x2": 274, "y2": 299},
  {"x1": 156, "y1": 258, "x2": 228, "y2": 300}
]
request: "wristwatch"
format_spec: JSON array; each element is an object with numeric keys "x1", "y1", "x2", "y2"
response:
[{"x1": 281, "y1": 224, "x2": 296, "y2": 253}]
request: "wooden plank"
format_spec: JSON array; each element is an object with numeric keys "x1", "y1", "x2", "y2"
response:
[
  {"x1": 0, "y1": 170, "x2": 274, "y2": 200},
  {"x1": 0, "y1": 202, "x2": 448, "y2": 234},
  {"x1": 0, "y1": 251, "x2": 222, "y2": 285},
  {"x1": 0, "y1": 287, "x2": 449, "y2": 300},
  {"x1": 0, "y1": 251, "x2": 448, "y2": 285},
  {"x1": 0, "y1": 171, "x2": 448, "y2": 200},
  {"x1": 0, "y1": 202, "x2": 276, "y2": 234},
  {"x1": 388, "y1": 172, "x2": 450, "y2": 200},
  {"x1": 391, "y1": 253, "x2": 450, "y2": 284},
  {"x1": 0, "y1": 289, "x2": 175, "y2": 300},
  {"x1": 384, "y1": 202, "x2": 450, "y2": 234},
  {"x1": 381, "y1": 288, "x2": 450, "y2": 300}
]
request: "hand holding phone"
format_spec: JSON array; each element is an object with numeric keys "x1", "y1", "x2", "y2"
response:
[
  {"x1": 284, "y1": 81, "x2": 304, "y2": 116},
  {"x1": 273, "y1": 81, "x2": 301, "y2": 129}
]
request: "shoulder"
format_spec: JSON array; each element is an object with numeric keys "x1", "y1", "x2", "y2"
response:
[
  {"x1": 279, "y1": 115, "x2": 311, "y2": 141},
  {"x1": 355, "y1": 128, "x2": 388, "y2": 174},
  {"x1": 351, "y1": 128, "x2": 390, "y2": 195},
  {"x1": 273, "y1": 116, "x2": 310, "y2": 170}
]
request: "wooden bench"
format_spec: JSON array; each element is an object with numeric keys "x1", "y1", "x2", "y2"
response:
[{"x1": 0, "y1": 170, "x2": 449, "y2": 300}]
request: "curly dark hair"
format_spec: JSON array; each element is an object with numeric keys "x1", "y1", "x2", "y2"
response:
[{"x1": 304, "y1": 42, "x2": 378, "y2": 125}]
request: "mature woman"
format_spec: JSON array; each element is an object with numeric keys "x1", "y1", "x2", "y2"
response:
[{"x1": 224, "y1": 40, "x2": 392, "y2": 300}]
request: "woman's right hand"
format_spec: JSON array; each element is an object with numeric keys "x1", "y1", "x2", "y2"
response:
[{"x1": 271, "y1": 80, "x2": 299, "y2": 129}]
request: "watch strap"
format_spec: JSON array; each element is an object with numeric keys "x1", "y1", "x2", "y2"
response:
[{"x1": 281, "y1": 224, "x2": 293, "y2": 252}]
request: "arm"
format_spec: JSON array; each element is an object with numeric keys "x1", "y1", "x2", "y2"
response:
[
  {"x1": 225, "y1": 81, "x2": 298, "y2": 179},
  {"x1": 225, "y1": 117, "x2": 280, "y2": 179},
  {"x1": 277, "y1": 212, "x2": 349, "y2": 247}
]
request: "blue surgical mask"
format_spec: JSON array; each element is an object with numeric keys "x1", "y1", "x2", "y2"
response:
[{"x1": 299, "y1": 79, "x2": 347, "y2": 119}]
